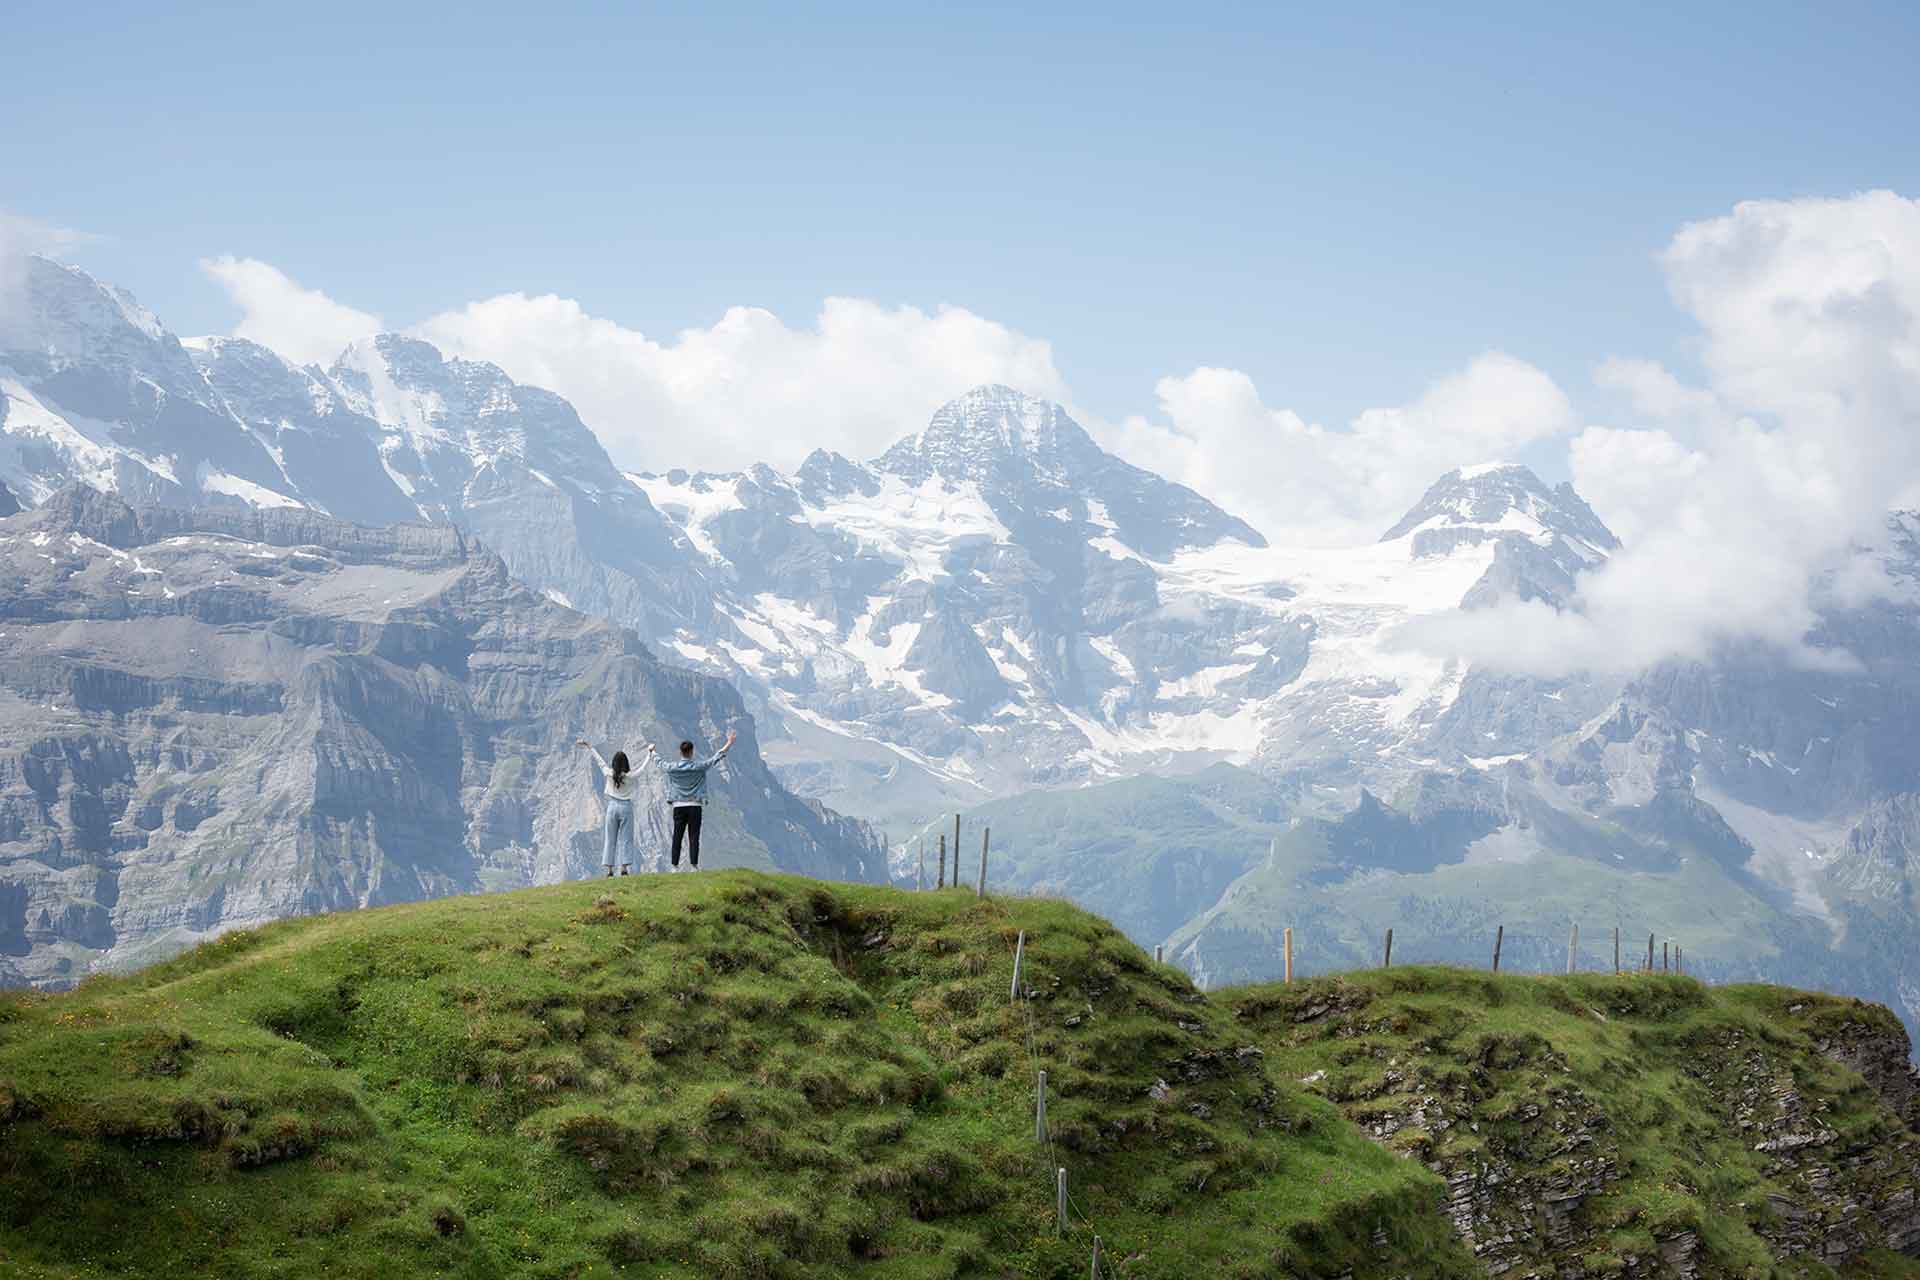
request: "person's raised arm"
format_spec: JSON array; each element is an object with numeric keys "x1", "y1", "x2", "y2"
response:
[
  {"x1": 701, "y1": 728, "x2": 738, "y2": 769},
  {"x1": 576, "y1": 739, "x2": 609, "y2": 773}
]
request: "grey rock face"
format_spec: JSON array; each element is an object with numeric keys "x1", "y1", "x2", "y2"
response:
[
  {"x1": 319, "y1": 334, "x2": 705, "y2": 642},
  {"x1": 2, "y1": 261, "x2": 707, "y2": 649},
  {"x1": 185, "y1": 336, "x2": 420, "y2": 528},
  {"x1": 636, "y1": 410, "x2": 1630, "y2": 826},
  {"x1": 629, "y1": 387, "x2": 1310, "y2": 822},
  {"x1": 0, "y1": 487, "x2": 883, "y2": 988},
  {"x1": 0, "y1": 258, "x2": 295, "y2": 509},
  {"x1": 2, "y1": 260, "x2": 1641, "y2": 827}
]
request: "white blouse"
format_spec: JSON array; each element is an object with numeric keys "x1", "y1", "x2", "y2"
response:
[{"x1": 585, "y1": 747, "x2": 640, "y2": 800}]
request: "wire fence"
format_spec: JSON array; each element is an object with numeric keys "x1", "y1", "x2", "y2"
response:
[
  {"x1": 1007, "y1": 925, "x2": 1111, "y2": 1272},
  {"x1": 890, "y1": 811, "x2": 1706, "y2": 1274}
]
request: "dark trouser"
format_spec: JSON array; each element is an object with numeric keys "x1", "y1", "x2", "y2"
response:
[{"x1": 671, "y1": 805, "x2": 703, "y2": 867}]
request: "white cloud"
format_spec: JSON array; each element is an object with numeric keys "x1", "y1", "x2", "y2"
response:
[
  {"x1": 413, "y1": 292, "x2": 1070, "y2": 472},
  {"x1": 0, "y1": 210, "x2": 90, "y2": 260},
  {"x1": 191, "y1": 190, "x2": 1920, "y2": 686},
  {"x1": 1565, "y1": 425, "x2": 1706, "y2": 546},
  {"x1": 201, "y1": 256, "x2": 382, "y2": 367},
  {"x1": 0, "y1": 211, "x2": 93, "y2": 341},
  {"x1": 1593, "y1": 356, "x2": 1724, "y2": 435},
  {"x1": 1112, "y1": 351, "x2": 1579, "y2": 544},
  {"x1": 1400, "y1": 190, "x2": 1920, "y2": 676},
  {"x1": 192, "y1": 249, "x2": 1568, "y2": 533}
]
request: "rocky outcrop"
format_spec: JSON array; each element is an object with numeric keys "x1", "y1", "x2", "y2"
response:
[
  {"x1": 0, "y1": 488, "x2": 884, "y2": 987},
  {"x1": 1707, "y1": 1015, "x2": 1920, "y2": 1262},
  {"x1": 1234, "y1": 977, "x2": 1920, "y2": 1277}
]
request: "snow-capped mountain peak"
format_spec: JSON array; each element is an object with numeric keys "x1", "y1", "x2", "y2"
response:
[
  {"x1": 0, "y1": 259, "x2": 302, "y2": 509},
  {"x1": 0, "y1": 267, "x2": 1620, "y2": 832},
  {"x1": 1382, "y1": 461, "x2": 1618, "y2": 557},
  {"x1": 2, "y1": 256, "x2": 171, "y2": 355},
  {"x1": 1371, "y1": 462, "x2": 1620, "y2": 615},
  {"x1": 876, "y1": 384, "x2": 1084, "y2": 486},
  {"x1": 873, "y1": 384, "x2": 1266, "y2": 559}
]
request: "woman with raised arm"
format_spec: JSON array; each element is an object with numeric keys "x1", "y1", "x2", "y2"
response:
[
  {"x1": 647, "y1": 728, "x2": 737, "y2": 869},
  {"x1": 575, "y1": 738, "x2": 640, "y2": 877}
]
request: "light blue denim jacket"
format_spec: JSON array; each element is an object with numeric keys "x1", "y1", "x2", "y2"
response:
[{"x1": 656, "y1": 747, "x2": 729, "y2": 805}]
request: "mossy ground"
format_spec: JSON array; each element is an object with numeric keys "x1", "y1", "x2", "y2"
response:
[
  {"x1": 1226, "y1": 966, "x2": 1920, "y2": 1278},
  {"x1": 0, "y1": 873, "x2": 1471, "y2": 1279}
]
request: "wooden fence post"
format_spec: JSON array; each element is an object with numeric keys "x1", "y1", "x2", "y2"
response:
[
  {"x1": 1567, "y1": 923, "x2": 1579, "y2": 975},
  {"x1": 954, "y1": 814, "x2": 962, "y2": 878},
  {"x1": 1036, "y1": 1070, "x2": 1048, "y2": 1141},
  {"x1": 1646, "y1": 933, "x2": 1655, "y2": 973},
  {"x1": 1057, "y1": 1167, "x2": 1068, "y2": 1234},
  {"x1": 1613, "y1": 926, "x2": 1620, "y2": 974},
  {"x1": 1663, "y1": 940, "x2": 1669, "y2": 973},
  {"x1": 1492, "y1": 924, "x2": 1503, "y2": 973},
  {"x1": 977, "y1": 826, "x2": 990, "y2": 898},
  {"x1": 1677, "y1": 946, "x2": 1684, "y2": 976},
  {"x1": 1154, "y1": 944, "x2": 1164, "y2": 964},
  {"x1": 1284, "y1": 927, "x2": 1293, "y2": 984},
  {"x1": 916, "y1": 838, "x2": 923, "y2": 891},
  {"x1": 1092, "y1": 1236, "x2": 1104, "y2": 1278},
  {"x1": 937, "y1": 834, "x2": 946, "y2": 889},
  {"x1": 1011, "y1": 930, "x2": 1025, "y2": 1001},
  {"x1": 1383, "y1": 928, "x2": 1394, "y2": 969}
]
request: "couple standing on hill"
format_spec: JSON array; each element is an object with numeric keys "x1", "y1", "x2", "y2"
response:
[{"x1": 575, "y1": 730, "x2": 736, "y2": 876}]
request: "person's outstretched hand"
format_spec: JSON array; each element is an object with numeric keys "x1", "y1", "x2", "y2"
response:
[
  {"x1": 575, "y1": 738, "x2": 590, "y2": 748},
  {"x1": 646, "y1": 743, "x2": 658, "y2": 755},
  {"x1": 725, "y1": 728, "x2": 738, "y2": 748}
]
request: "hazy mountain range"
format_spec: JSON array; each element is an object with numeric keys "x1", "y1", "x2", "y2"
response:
[{"x1": 1, "y1": 255, "x2": 1915, "y2": 1058}]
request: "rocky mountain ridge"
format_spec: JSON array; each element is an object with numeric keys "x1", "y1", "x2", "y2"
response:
[
  {"x1": 0, "y1": 485, "x2": 882, "y2": 986},
  {"x1": 1, "y1": 258, "x2": 1626, "y2": 828}
]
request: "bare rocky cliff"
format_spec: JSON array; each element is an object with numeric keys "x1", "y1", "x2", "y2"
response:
[
  {"x1": 1230, "y1": 972, "x2": 1920, "y2": 1277},
  {"x1": 0, "y1": 487, "x2": 884, "y2": 986}
]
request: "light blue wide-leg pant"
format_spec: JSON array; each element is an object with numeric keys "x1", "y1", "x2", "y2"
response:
[{"x1": 603, "y1": 797, "x2": 635, "y2": 868}]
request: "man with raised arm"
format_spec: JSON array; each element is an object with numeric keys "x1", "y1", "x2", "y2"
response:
[{"x1": 647, "y1": 728, "x2": 737, "y2": 870}]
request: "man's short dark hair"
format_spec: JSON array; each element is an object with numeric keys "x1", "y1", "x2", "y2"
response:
[{"x1": 679, "y1": 740, "x2": 694, "y2": 756}]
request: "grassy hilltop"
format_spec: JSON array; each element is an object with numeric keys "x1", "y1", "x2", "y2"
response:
[
  {"x1": 0, "y1": 873, "x2": 1916, "y2": 1279},
  {"x1": 0, "y1": 874, "x2": 1465, "y2": 1280}
]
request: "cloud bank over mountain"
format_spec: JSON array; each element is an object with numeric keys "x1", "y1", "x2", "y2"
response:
[
  {"x1": 405, "y1": 292, "x2": 1074, "y2": 478},
  {"x1": 1406, "y1": 191, "x2": 1920, "y2": 676},
  {"x1": 1113, "y1": 351, "x2": 1581, "y2": 544},
  {"x1": 198, "y1": 256, "x2": 383, "y2": 366},
  {"x1": 0, "y1": 211, "x2": 91, "y2": 341},
  {"x1": 170, "y1": 189, "x2": 1920, "y2": 679}
]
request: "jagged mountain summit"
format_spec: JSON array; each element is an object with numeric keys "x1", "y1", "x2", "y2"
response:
[
  {"x1": 0, "y1": 486, "x2": 883, "y2": 987},
  {"x1": 0, "y1": 256, "x2": 297, "y2": 509},
  {"x1": 633, "y1": 408, "x2": 1622, "y2": 824},
  {"x1": 1384, "y1": 462, "x2": 1618, "y2": 608},
  {"x1": 2, "y1": 259, "x2": 705, "y2": 641},
  {"x1": 875, "y1": 384, "x2": 1268, "y2": 557},
  {"x1": 0, "y1": 259, "x2": 1626, "y2": 824}
]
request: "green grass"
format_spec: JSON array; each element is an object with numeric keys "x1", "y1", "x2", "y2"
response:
[
  {"x1": 0, "y1": 874, "x2": 1472, "y2": 1279},
  {"x1": 1225, "y1": 966, "x2": 1920, "y2": 1278}
]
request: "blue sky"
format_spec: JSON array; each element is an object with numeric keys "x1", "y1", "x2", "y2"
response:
[{"x1": 5, "y1": 0, "x2": 1918, "y2": 441}]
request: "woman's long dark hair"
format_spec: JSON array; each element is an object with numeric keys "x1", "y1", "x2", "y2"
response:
[{"x1": 610, "y1": 751, "x2": 630, "y2": 787}]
